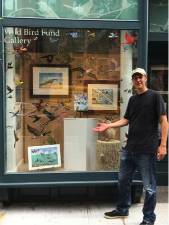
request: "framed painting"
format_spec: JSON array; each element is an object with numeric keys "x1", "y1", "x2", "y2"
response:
[
  {"x1": 31, "y1": 64, "x2": 69, "y2": 96},
  {"x1": 87, "y1": 83, "x2": 118, "y2": 111},
  {"x1": 73, "y1": 93, "x2": 88, "y2": 111},
  {"x1": 28, "y1": 144, "x2": 61, "y2": 170}
]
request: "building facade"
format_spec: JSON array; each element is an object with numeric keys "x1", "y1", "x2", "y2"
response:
[{"x1": 0, "y1": 0, "x2": 168, "y2": 202}]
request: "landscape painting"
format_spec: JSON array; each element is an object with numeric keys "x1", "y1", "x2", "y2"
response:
[
  {"x1": 32, "y1": 65, "x2": 69, "y2": 96},
  {"x1": 28, "y1": 144, "x2": 61, "y2": 170},
  {"x1": 39, "y1": 72, "x2": 63, "y2": 89}
]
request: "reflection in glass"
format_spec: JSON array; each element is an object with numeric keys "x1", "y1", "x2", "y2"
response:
[
  {"x1": 149, "y1": 0, "x2": 168, "y2": 33},
  {"x1": 3, "y1": 0, "x2": 138, "y2": 20},
  {"x1": 150, "y1": 66, "x2": 168, "y2": 115},
  {"x1": 4, "y1": 27, "x2": 138, "y2": 173}
]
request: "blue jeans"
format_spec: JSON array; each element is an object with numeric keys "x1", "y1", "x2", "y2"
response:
[{"x1": 116, "y1": 149, "x2": 157, "y2": 223}]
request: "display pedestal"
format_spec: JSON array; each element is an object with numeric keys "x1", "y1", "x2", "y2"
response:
[
  {"x1": 64, "y1": 118, "x2": 98, "y2": 171},
  {"x1": 96, "y1": 139, "x2": 120, "y2": 170}
]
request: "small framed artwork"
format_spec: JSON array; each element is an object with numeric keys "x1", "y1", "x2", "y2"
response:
[
  {"x1": 74, "y1": 93, "x2": 88, "y2": 111},
  {"x1": 88, "y1": 83, "x2": 118, "y2": 111},
  {"x1": 28, "y1": 144, "x2": 61, "y2": 170},
  {"x1": 31, "y1": 64, "x2": 69, "y2": 96}
]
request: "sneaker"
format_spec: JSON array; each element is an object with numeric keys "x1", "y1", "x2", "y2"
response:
[
  {"x1": 139, "y1": 221, "x2": 154, "y2": 225},
  {"x1": 104, "y1": 209, "x2": 129, "y2": 219}
]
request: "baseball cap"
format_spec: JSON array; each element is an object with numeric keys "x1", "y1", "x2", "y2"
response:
[{"x1": 132, "y1": 68, "x2": 147, "y2": 77}]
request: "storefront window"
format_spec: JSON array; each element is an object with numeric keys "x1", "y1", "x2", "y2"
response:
[
  {"x1": 4, "y1": 27, "x2": 138, "y2": 173},
  {"x1": 149, "y1": 0, "x2": 168, "y2": 33},
  {"x1": 4, "y1": 0, "x2": 138, "y2": 20},
  {"x1": 150, "y1": 66, "x2": 168, "y2": 113}
]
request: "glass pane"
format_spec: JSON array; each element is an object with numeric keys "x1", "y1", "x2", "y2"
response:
[
  {"x1": 4, "y1": 27, "x2": 138, "y2": 173},
  {"x1": 149, "y1": 66, "x2": 168, "y2": 114},
  {"x1": 149, "y1": 0, "x2": 168, "y2": 33},
  {"x1": 3, "y1": 0, "x2": 138, "y2": 20}
]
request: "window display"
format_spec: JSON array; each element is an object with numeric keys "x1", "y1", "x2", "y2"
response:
[{"x1": 4, "y1": 27, "x2": 138, "y2": 173}]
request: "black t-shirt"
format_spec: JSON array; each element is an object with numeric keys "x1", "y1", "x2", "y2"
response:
[{"x1": 124, "y1": 89, "x2": 166, "y2": 153}]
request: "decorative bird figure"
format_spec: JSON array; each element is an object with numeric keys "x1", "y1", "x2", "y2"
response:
[
  {"x1": 27, "y1": 124, "x2": 51, "y2": 137},
  {"x1": 15, "y1": 79, "x2": 24, "y2": 87},
  {"x1": 7, "y1": 62, "x2": 13, "y2": 69},
  {"x1": 14, "y1": 45, "x2": 28, "y2": 55},
  {"x1": 87, "y1": 31, "x2": 96, "y2": 38},
  {"x1": 42, "y1": 109, "x2": 59, "y2": 123},
  {"x1": 121, "y1": 32, "x2": 137, "y2": 45},
  {"x1": 68, "y1": 31, "x2": 79, "y2": 38},
  {"x1": 7, "y1": 85, "x2": 13, "y2": 95},
  {"x1": 14, "y1": 130, "x2": 19, "y2": 148},
  {"x1": 27, "y1": 125, "x2": 42, "y2": 136},
  {"x1": 71, "y1": 66, "x2": 85, "y2": 74},
  {"x1": 49, "y1": 37, "x2": 59, "y2": 43},
  {"x1": 40, "y1": 55, "x2": 54, "y2": 63},
  {"x1": 29, "y1": 115, "x2": 41, "y2": 123},
  {"x1": 108, "y1": 32, "x2": 118, "y2": 39},
  {"x1": 32, "y1": 99, "x2": 45, "y2": 111},
  {"x1": 86, "y1": 72, "x2": 97, "y2": 80},
  {"x1": 9, "y1": 110, "x2": 20, "y2": 117}
]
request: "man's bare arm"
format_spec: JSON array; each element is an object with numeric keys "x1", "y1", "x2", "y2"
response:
[
  {"x1": 93, "y1": 118, "x2": 129, "y2": 132},
  {"x1": 157, "y1": 115, "x2": 168, "y2": 161},
  {"x1": 107, "y1": 118, "x2": 129, "y2": 128}
]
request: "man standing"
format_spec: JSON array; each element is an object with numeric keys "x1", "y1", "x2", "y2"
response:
[{"x1": 93, "y1": 68, "x2": 168, "y2": 225}]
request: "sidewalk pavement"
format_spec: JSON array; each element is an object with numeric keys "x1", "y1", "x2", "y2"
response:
[{"x1": 0, "y1": 186, "x2": 168, "y2": 225}]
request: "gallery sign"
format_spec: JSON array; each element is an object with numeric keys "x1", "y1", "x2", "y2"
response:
[{"x1": 4, "y1": 28, "x2": 60, "y2": 44}]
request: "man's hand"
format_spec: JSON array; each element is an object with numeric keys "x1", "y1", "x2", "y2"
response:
[
  {"x1": 92, "y1": 118, "x2": 129, "y2": 132},
  {"x1": 157, "y1": 145, "x2": 167, "y2": 161},
  {"x1": 92, "y1": 123, "x2": 109, "y2": 132}
]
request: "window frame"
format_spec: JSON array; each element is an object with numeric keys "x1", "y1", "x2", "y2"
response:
[{"x1": 0, "y1": 0, "x2": 148, "y2": 185}]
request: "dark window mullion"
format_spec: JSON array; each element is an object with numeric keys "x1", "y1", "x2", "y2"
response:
[{"x1": 1, "y1": 18, "x2": 140, "y2": 30}]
